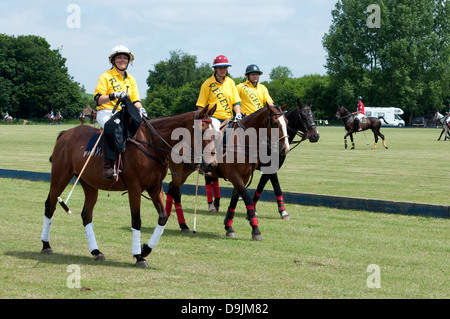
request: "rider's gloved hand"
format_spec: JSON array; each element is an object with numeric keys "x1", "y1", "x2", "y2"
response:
[
  {"x1": 139, "y1": 107, "x2": 148, "y2": 118},
  {"x1": 109, "y1": 91, "x2": 128, "y2": 101},
  {"x1": 234, "y1": 113, "x2": 243, "y2": 121}
]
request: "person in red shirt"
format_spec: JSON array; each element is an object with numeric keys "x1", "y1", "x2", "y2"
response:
[
  {"x1": 357, "y1": 96, "x2": 365, "y2": 115},
  {"x1": 354, "y1": 96, "x2": 365, "y2": 131}
]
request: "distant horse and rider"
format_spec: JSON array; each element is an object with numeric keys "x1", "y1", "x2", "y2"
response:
[
  {"x1": 433, "y1": 111, "x2": 450, "y2": 141},
  {"x1": 44, "y1": 111, "x2": 63, "y2": 125},
  {"x1": 40, "y1": 101, "x2": 217, "y2": 267},
  {"x1": 335, "y1": 105, "x2": 388, "y2": 150},
  {"x1": 3, "y1": 113, "x2": 13, "y2": 124}
]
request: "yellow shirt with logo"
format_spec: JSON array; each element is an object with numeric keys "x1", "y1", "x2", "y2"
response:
[
  {"x1": 237, "y1": 80, "x2": 273, "y2": 115},
  {"x1": 94, "y1": 68, "x2": 140, "y2": 112},
  {"x1": 196, "y1": 74, "x2": 241, "y2": 120}
]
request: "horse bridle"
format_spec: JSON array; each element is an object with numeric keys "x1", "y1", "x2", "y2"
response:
[{"x1": 288, "y1": 105, "x2": 316, "y2": 150}]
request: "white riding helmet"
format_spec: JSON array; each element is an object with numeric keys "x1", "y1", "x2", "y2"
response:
[{"x1": 109, "y1": 45, "x2": 135, "y2": 64}]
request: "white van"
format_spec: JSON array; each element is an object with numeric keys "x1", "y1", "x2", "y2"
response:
[{"x1": 365, "y1": 107, "x2": 405, "y2": 127}]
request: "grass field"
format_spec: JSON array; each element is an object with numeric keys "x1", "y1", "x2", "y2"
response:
[{"x1": 0, "y1": 124, "x2": 449, "y2": 299}]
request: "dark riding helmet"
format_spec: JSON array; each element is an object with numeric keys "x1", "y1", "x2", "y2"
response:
[
  {"x1": 356, "y1": 96, "x2": 363, "y2": 100},
  {"x1": 245, "y1": 64, "x2": 263, "y2": 75}
]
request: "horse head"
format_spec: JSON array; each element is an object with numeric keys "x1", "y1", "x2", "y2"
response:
[
  {"x1": 335, "y1": 104, "x2": 350, "y2": 119},
  {"x1": 433, "y1": 112, "x2": 443, "y2": 121},
  {"x1": 296, "y1": 98, "x2": 320, "y2": 143},
  {"x1": 194, "y1": 104, "x2": 217, "y2": 174},
  {"x1": 267, "y1": 103, "x2": 290, "y2": 156}
]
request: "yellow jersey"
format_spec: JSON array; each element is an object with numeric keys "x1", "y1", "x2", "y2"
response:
[
  {"x1": 196, "y1": 74, "x2": 241, "y2": 120},
  {"x1": 94, "y1": 68, "x2": 140, "y2": 111},
  {"x1": 237, "y1": 80, "x2": 273, "y2": 115}
]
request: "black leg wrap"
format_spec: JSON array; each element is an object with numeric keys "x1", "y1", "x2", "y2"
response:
[{"x1": 141, "y1": 243, "x2": 152, "y2": 258}]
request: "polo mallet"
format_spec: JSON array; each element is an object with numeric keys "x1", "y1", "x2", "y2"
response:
[
  {"x1": 363, "y1": 131, "x2": 369, "y2": 145},
  {"x1": 58, "y1": 130, "x2": 104, "y2": 215},
  {"x1": 192, "y1": 168, "x2": 200, "y2": 234}
]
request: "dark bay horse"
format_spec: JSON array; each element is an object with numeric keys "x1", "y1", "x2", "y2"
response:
[
  {"x1": 40, "y1": 105, "x2": 217, "y2": 267},
  {"x1": 336, "y1": 105, "x2": 388, "y2": 150},
  {"x1": 252, "y1": 99, "x2": 320, "y2": 220},
  {"x1": 165, "y1": 104, "x2": 290, "y2": 240}
]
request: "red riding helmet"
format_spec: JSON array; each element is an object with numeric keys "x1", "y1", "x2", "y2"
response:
[{"x1": 212, "y1": 55, "x2": 232, "y2": 68}]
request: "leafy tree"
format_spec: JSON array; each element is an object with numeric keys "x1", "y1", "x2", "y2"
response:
[
  {"x1": 269, "y1": 66, "x2": 293, "y2": 82},
  {"x1": 0, "y1": 34, "x2": 83, "y2": 118},
  {"x1": 323, "y1": 0, "x2": 449, "y2": 123},
  {"x1": 144, "y1": 50, "x2": 215, "y2": 117}
]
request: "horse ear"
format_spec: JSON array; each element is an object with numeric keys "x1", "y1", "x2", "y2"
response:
[
  {"x1": 208, "y1": 104, "x2": 217, "y2": 117},
  {"x1": 308, "y1": 99, "x2": 313, "y2": 106},
  {"x1": 197, "y1": 104, "x2": 209, "y2": 118},
  {"x1": 280, "y1": 103, "x2": 289, "y2": 111},
  {"x1": 297, "y1": 98, "x2": 301, "y2": 106}
]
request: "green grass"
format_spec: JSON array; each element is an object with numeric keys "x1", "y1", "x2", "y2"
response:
[
  {"x1": 0, "y1": 179, "x2": 448, "y2": 299},
  {"x1": 0, "y1": 124, "x2": 449, "y2": 299}
]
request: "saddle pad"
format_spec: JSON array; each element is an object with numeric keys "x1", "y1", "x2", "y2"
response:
[{"x1": 84, "y1": 131, "x2": 103, "y2": 157}]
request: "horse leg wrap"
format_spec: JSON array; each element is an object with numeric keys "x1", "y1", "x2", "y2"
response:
[
  {"x1": 148, "y1": 224, "x2": 165, "y2": 249},
  {"x1": 224, "y1": 207, "x2": 235, "y2": 228},
  {"x1": 277, "y1": 196, "x2": 286, "y2": 212},
  {"x1": 174, "y1": 203, "x2": 186, "y2": 224},
  {"x1": 40, "y1": 216, "x2": 52, "y2": 242},
  {"x1": 212, "y1": 180, "x2": 221, "y2": 199},
  {"x1": 252, "y1": 191, "x2": 261, "y2": 207},
  {"x1": 246, "y1": 205, "x2": 258, "y2": 226},
  {"x1": 165, "y1": 193, "x2": 174, "y2": 216},
  {"x1": 131, "y1": 228, "x2": 141, "y2": 256},
  {"x1": 85, "y1": 223, "x2": 99, "y2": 253},
  {"x1": 206, "y1": 184, "x2": 213, "y2": 204}
]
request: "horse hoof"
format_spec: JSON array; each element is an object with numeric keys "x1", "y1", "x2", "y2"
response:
[
  {"x1": 208, "y1": 203, "x2": 217, "y2": 213},
  {"x1": 181, "y1": 227, "x2": 191, "y2": 234},
  {"x1": 180, "y1": 224, "x2": 191, "y2": 233},
  {"x1": 136, "y1": 260, "x2": 149, "y2": 268},
  {"x1": 226, "y1": 230, "x2": 236, "y2": 238},
  {"x1": 280, "y1": 211, "x2": 291, "y2": 221},
  {"x1": 41, "y1": 248, "x2": 53, "y2": 255},
  {"x1": 252, "y1": 233, "x2": 263, "y2": 241},
  {"x1": 93, "y1": 253, "x2": 106, "y2": 262}
]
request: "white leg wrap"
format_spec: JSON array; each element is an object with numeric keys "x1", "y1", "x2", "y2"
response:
[
  {"x1": 41, "y1": 216, "x2": 52, "y2": 242},
  {"x1": 148, "y1": 224, "x2": 165, "y2": 249},
  {"x1": 131, "y1": 228, "x2": 141, "y2": 255},
  {"x1": 84, "y1": 223, "x2": 99, "y2": 252}
]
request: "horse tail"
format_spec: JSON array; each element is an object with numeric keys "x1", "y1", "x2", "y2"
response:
[
  {"x1": 49, "y1": 130, "x2": 68, "y2": 163},
  {"x1": 379, "y1": 116, "x2": 389, "y2": 125}
]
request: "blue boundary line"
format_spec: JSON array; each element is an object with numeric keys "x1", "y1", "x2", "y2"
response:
[{"x1": 0, "y1": 168, "x2": 448, "y2": 219}]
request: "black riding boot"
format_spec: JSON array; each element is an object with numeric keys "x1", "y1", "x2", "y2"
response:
[{"x1": 103, "y1": 158, "x2": 115, "y2": 180}]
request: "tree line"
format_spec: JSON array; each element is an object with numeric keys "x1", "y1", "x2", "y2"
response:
[{"x1": 1, "y1": 0, "x2": 448, "y2": 124}]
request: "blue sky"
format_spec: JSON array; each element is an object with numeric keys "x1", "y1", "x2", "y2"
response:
[{"x1": 0, "y1": 0, "x2": 337, "y2": 97}]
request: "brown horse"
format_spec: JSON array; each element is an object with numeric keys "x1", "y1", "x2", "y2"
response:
[
  {"x1": 165, "y1": 104, "x2": 290, "y2": 240},
  {"x1": 336, "y1": 105, "x2": 388, "y2": 150},
  {"x1": 40, "y1": 105, "x2": 217, "y2": 267}
]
